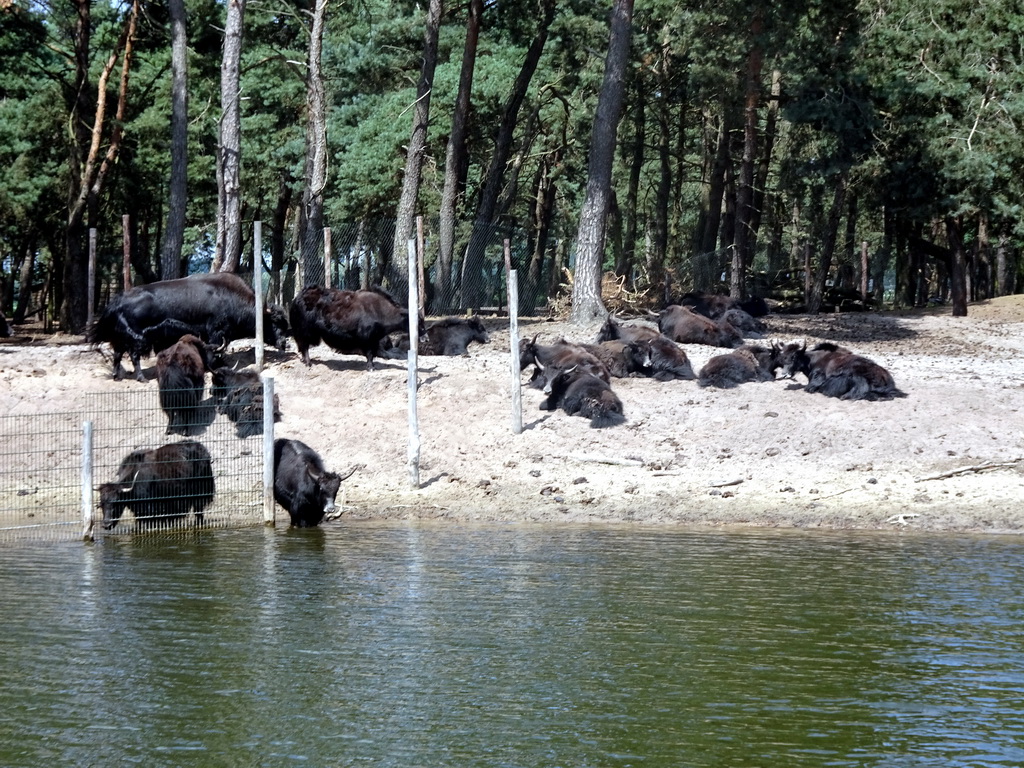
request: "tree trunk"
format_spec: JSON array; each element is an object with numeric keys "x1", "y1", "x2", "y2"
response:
[
  {"x1": 160, "y1": 0, "x2": 188, "y2": 280},
  {"x1": 214, "y1": 0, "x2": 246, "y2": 273},
  {"x1": 692, "y1": 105, "x2": 732, "y2": 291},
  {"x1": 391, "y1": 0, "x2": 443, "y2": 293},
  {"x1": 299, "y1": 0, "x2": 330, "y2": 287},
  {"x1": 461, "y1": 0, "x2": 555, "y2": 309},
  {"x1": 730, "y1": 5, "x2": 765, "y2": 300},
  {"x1": 437, "y1": 0, "x2": 482, "y2": 312},
  {"x1": 806, "y1": 172, "x2": 848, "y2": 314},
  {"x1": 748, "y1": 67, "x2": 781, "y2": 281},
  {"x1": 62, "y1": 0, "x2": 139, "y2": 331},
  {"x1": 570, "y1": 0, "x2": 634, "y2": 325},
  {"x1": 650, "y1": 35, "x2": 671, "y2": 290},
  {"x1": 616, "y1": 87, "x2": 644, "y2": 281},
  {"x1": 946, "y1": 217, "x2": 968, "y2": 317}
]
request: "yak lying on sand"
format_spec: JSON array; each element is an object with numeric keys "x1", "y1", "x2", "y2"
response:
[
  {"x1": 594, "y1": 316, "x2": 660, "y2": 345},
  {"x1": 273, "y1": 438, "x2": 349, "y2": 527},
  {"x1": 211, "y1": 366, "x2": 281, "y2": 438},
  {"x1": 775, "y1": 341, "x2": 906, "y2": 400},
  {"x1": 98, "y1": 440, "x2": 215, "y2": 530},
  {"x1": 290, "y1": 286, "x2": 413, "y2": 370},
  {"x1": 679, "y1": 291, "x2": 769, "y2": 320},
  {"x1": 578, "y1": 340, "x2": 651, "y2": 378},
  {"x1": 519, "y1": 336, "x2": 611, "y2": 388},
  {"x1": 657, "y1": 304, "x2": 742, "y2": 348},
  {"x1": 87, "y1": 272, "x2": 290, "y2": 381},
  {"x1": 539, "y1": 367, "x2": 625, "y2": 429},
  {"x1": 156, "y1": 334, "x2": 212, "y2": 435},
  {"x1": 594, "y1": 317, "x2": 695, "y2": 381},
  {"x1": 698, "y1": 344, "x2": 776, "y2": 388},
  {"x1": 383, "y1": 316, "x2": 490, "y2": 357}
]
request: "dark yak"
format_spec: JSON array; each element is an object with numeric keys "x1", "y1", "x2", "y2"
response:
[
  {"x1": 273, "y1": 438, "x2": 350, "y2": 527},
  {"x1": 519, "y1": 336, "x2": 611, "y2": 390},
  {"x1": 156, "y1": 334, "x2": 213, "y2": 435},
  {"x1": 594, "y1": 317, "x2": 696, "y2": 381},
  {"x1": 657, "y1": 304, "x2": 742, "y2": 348},
  {"x1": 578, "y1": 340, "x2": 651, "y2": 378},
  {"x1": 775, "y1": 341, "x2": 906, "y2": 401},
  {"x1": 87, "y1": 273, "x2": 290, "y2": 381},
  {"x1": 679, "y1": 291, "x2": 769, "y2": 319},
  {"x1": 698, "y1": 344, "x2": 777, "y2": 388},
  {"x1": 98, "y1": 440, "x2": 215, "y2": 530},
  {"x1": 211, "y1": 366, "x2": 281, "y2": 438},
  {"x1": 290, "y1": 286, "x2": 411, "y2": 369},
  {"x1": 383, "y1": 316, "x2": 490, "y2": 357},
  {"x1": 539, "y1": 368, "x2": 625, "y2": 429}
]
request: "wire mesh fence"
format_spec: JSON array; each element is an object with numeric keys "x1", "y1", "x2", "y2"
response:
[
  {"x1": 0, "y1": 385, "x2": 269, "y2": 543},
  {"x1": 270, "y1": 217, "x2": 552, "y2": 317}
]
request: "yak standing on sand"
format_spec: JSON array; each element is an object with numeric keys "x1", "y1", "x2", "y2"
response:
[
  {"x1": 290, "y1": 286, "x2": 411, "y2": 370},
  {"x1": 156, "y1": 334, "x2": 212, "y2": 435},
  {"x1": 87, "y1": 273, "x2": 290, "y2": 381},
  {"x1": 775, "y1": 341, "x2": 906, "y2": 400}
]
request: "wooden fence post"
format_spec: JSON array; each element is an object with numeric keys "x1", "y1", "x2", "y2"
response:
[
  {"x1": 87, "y1": 229, "x2": 97, "y2": 328},
  {"x1": 122, "y1": 215, "x2": 132, "y2": 289},
  {"x1": 254, "y1": 221, "x2": 265, "y2": 372},
  {"x1": 324, "y1": 227, "x2": 332, "y2": 288}
]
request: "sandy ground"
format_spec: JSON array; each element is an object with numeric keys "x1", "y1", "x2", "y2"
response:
[{"x1": 2, "y1": 295, "x2": 1023, "y2": 534}]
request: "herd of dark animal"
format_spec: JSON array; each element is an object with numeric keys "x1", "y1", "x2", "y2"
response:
[
  {"x1": 85, "y1": 274, "x2": 904, "y2": 529},
  {"x1": 517, "y1": 291, "x2": 905, "y2": 429},
  {"x1": 86, "y1": 273, "x2": 492, "y2": 531}
]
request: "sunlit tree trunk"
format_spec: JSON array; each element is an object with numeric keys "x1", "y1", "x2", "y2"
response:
[
  {"x1": 438, "y1": 0, "x2": 483, "y2": 310},
  {"x1": 299, "y1": 0, "x2": 330, "y2": 287},
  {"x1": 214, "y1": 0, "x2": 246, "y2": 273},
  {"x1": 570, "y1": 0, "x2": 634, "y2": 325},
  {"x1": 391, "y1": 0, "x2": 442, "y2": 291},
  {"x1": 160, "y1": 0, "x2": 187, "y2": 280},
  {"x1": 461, "y1": 0, "x2": 555, "y2": 308}
]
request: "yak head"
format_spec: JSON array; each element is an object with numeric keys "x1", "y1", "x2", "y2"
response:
[
  {"x1": 97, "y1": 468, "x2": 141, "y2": 530},
  {"x1": 264, "y1": 304, "x2": 291, "y2": 350},
  {"x1": 772, "y1": 341, "x2": 808, "y2": 379},
  {"x1": 594, "y1": 317, "x2": 621, "y2": 343}
]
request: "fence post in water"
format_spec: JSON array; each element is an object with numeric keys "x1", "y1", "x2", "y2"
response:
[
  {"x1": 81, "y1": 421, "x2": 94, "y2": 541},
  {"x1": 508, "y1": 267, "x2": 522, "y2": 434},
  {"x1": 254, "y1": 221, "x2": 265, "y2": 372},
  {"x1": 262, "y1": 375, "x2": 276, "y2": 525},
  {"x1": 406, "y1": 238, "x2": 420, "y2": 489}
]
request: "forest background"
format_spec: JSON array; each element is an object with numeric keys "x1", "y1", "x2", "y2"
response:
[{"x1": 1, "y1": 0, "x2": 1022, "y2": 333}]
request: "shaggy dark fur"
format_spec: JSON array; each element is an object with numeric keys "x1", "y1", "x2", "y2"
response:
[
  {"x1": 776, "y1": 341, "x2": 906, "y2": 400},
  {"x1": 156, "y1": 334, "x2": 212, "y2": 435},
  {"x1": 539, "y1": 368, "x2": 625, "y2": 429},
  {"x1": 211, "y1": 366, "x2": 281, "y2": 438},
  {"x1": 698, "y1": 344, "x2": 776, "y2": 388}
]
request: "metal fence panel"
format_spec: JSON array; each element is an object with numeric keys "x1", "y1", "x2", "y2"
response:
[{"x1": 0, "y1": 387, "x2": 267, "y2": 543}]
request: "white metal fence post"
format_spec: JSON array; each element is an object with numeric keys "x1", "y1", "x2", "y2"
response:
[
  {"x1": 254, "y1": 221, "x2": 265, "y2": 372},
  {"x1": 508, "y1": 268, "x2": 522, "y2": 434},
  {"x1": 406, "y1": 238, "x2": 420, "y2": 489},
  {"x1": 81, "y1": 421, "x2": 94, "y2": 541},
  {"x1": 262, "y1": 375, "x2": 276, "y2": 525}
]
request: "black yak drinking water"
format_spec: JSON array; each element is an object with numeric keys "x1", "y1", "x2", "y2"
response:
[
  {"x1": 775, "y1": 342, "x2": 906, "y2": 401},
  {"x1": 98, "y1": 440, "x2": 215, "y2": 530}
]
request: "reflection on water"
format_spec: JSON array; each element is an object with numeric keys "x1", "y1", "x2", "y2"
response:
[{"x1": 1, "y1": 524, "x2": 1023, "y2": 767}]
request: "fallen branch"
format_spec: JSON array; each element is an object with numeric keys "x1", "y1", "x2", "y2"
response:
[
  {"x1": 564, "y1": 454, "x2": 644, "y2": 467},
  {"x1": 816, "y1": 487, "x2": 853, "y2": 501},
  {"x1": 915, "y1": 458, "x2": 1022, "y2": 482},
  {"x1": 709, "y1": 478, "x2": 743, "y2": 488}
]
